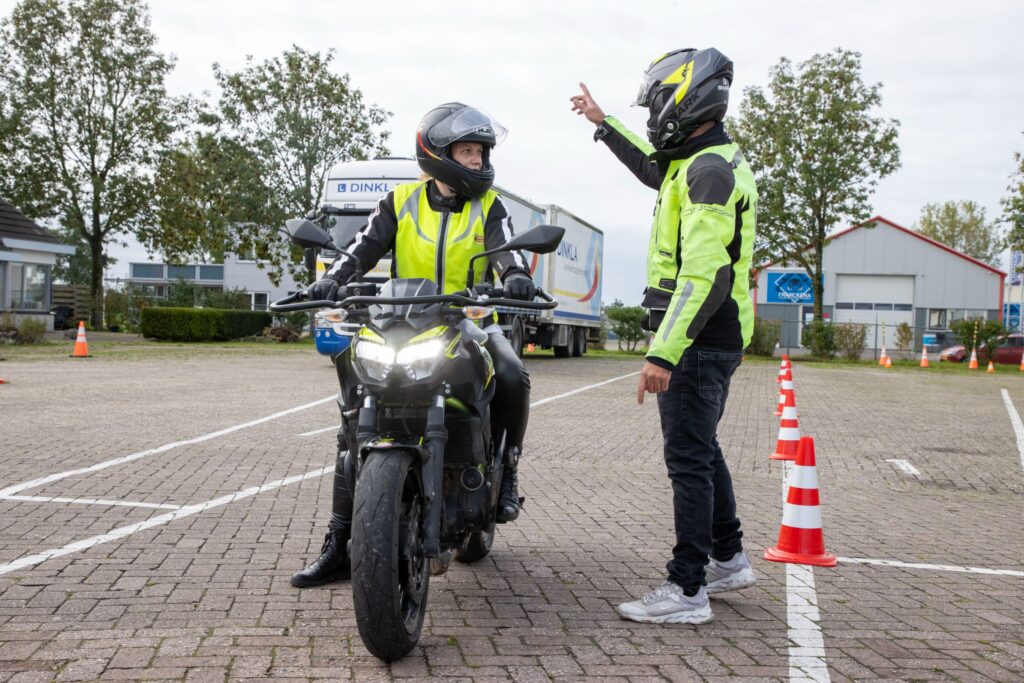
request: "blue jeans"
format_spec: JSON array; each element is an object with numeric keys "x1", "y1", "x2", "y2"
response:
[{"x1": 657, "y1": 347, "x2": 745, "y2": 593}]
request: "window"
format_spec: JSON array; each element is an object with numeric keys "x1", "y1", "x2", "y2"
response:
[
  {"x1": 9, "y1": 263, "x2": 50, "y2": 310},
  {"x1": 131, "y1": 263, "x2": 163, "y2": 279},
  {"x1": 893, "y1": 304, "x2": 913, "y2": 311},
  {"x1": 929, "y1": 309, "x2": 947, "y2": 329},
  {"x1": 167, "y1": 265, "x2": 195, "y2": 281},
  {"x1": 198, "y1": 265, "x2": 224, "y2": 281},
  {"x1": 854, "y1": 302, "x2": 873, "y2": 310},
  {"x1": 874, "y1": 303, "x2": 893, "y2": 311},
  {"x1": 250, "y1": 292, "x2": 269, "y2": 311},
  {"x1": 0, "y1": 262, "x2": 6, "y2": 308},
  {"x1": 835, "y1": 302, "x2": 854, "y2": 310}
]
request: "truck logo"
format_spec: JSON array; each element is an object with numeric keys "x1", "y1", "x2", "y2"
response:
[
  {"x1": 556, "y1": 241, "x2": 579, "y2": 263},
  {"x1": 336, "y1": 182, "x2": 390, "y2": 193}
]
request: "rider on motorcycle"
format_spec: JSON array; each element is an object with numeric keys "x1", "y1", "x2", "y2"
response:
[{"x1": 292, "y1": 102, "x2": 537, "y2": 588}]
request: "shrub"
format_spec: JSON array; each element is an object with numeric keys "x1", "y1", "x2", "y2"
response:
[
  {"x1": 834, "y1": 323, "x2": 867, "y2": 361},
  {"x1": 141, "y1": 307, "x2": 272, "y2": 341},
  {"x1": 950, "y1": 318, "x2": 1006, "y2": 362},
  {"x1": 16, "y1": 318, "x2": 47, "y2": 344},
  {"x1": 802, "y1": 319, "x2": 836, "y2": 360},
  {"x1": 605, "y1": 303, "x2": 647, "y2": 351},
  {"x1": 747, "y1": 317, "x2": 781, "y2": 356},
  {"x1": 894, "y1": 322, "x2": 914, "y2": 355}
]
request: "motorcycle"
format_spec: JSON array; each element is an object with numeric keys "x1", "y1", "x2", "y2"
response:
[{"x1": 272, "y1": 218, "x2": 563, "y2": 661}]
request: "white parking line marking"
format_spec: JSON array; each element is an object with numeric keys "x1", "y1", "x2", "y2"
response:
[
  {"x1": 0, "y1": 466, "x2": 333, "y2": 576},
  {"x1": 530, "y1": 371, "x2": 640, "y2": 408},
  {"x1": 0, "y1": 495, "x2": 183, "y2": 511},
  {"x1": 1000, "y1": 388, "x2": 1024, "y2": 474},
  {"x1": 295, "y1": 372, "x2": 642, "y2": 439},
  {"x1": 298, "y1": 424, "x2": 340, "y2": 437},
  {"x1": 787, "y1": 564, "x2": 831, "y2": 682},
  {"x1": 838, "y1": 556, "x2": 1024, "y2": 577},
  {"x1": 885, "y1": 459, "x2": 921, "y2": 476},
  {"x1": 782, "y1": 463, "x2": 831, "y2": 683},
  {"x1": 0, "y1": 395, "x2": 337, "y2": 498},
  {"x1": 0, "y1": 370, "x2": 640, "y2": 575}
]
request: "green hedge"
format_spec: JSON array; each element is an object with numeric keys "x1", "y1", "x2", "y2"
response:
[{"x1": 141, "y1": 307, "x2": 272, "y2": 341}]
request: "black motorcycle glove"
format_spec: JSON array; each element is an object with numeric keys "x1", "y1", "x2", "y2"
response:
[
  {"x1": 307, "y1": 277, "x2": 340, "y2": 302},
  {"x1": 503, "y1": 273, "x2": 536, "y2": 301}
]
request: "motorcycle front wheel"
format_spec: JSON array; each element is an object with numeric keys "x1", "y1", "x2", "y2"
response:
[{"x1": 351, "y1": 449, "x2": 429, "y2": 661}]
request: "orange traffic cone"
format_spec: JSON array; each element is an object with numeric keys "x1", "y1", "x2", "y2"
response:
[
  {"x1": 968, "y1": 348, "x2": 979, "y2": 370},
  {"x1": 878, "y1": 346, "x2": 888, "y2": 366},
  {"x1": 775, "y1": 364, "x2": 794, "y2": 416},
  {"x1": 776, "y1": 355, "x2": 789, "y2": 384},
  {"x1": 764, "y1": 436, "x2": 836, "y2": 567},
  {"x1": 1019, "y1": 354, "x2": 1024, "y2": 373},
  {"x1": 987, "y1": 360, "x2": 995, "y2": 374},
  {"x1": 884, "y1": 355, "x2": 892, "y2": 368},
  {"x1": 919, "y1": 347, "x2": 929, "y2": 368},
  {"x1": 770, "y1": 389, "x2": 801, "y2": 461},
  {"x1": 70, "y1": 321, "x2": 91, "y2": 358},
  {"x1": 0, "y1": 376, "x2": 6, "y2": 384},
  {"x1": 527, "y1": 343, "x2": 536, "y2": 353}
]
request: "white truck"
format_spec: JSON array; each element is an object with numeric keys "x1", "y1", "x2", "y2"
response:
[{"x1": 315, "y1": 157, "x2": 603, "y2": 357}]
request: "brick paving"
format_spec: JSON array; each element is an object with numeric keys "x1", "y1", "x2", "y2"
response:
[{"x1": 0, "y1": 352, "x2": 1022, "y2": 681}]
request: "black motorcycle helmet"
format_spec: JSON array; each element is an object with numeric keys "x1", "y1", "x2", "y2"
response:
[
  {"x1": 633, "y1": 48, "x2": 733, "y2": 149},
  {"x1": 415, "y1": 102, "x2": 507, "y2": 198}
]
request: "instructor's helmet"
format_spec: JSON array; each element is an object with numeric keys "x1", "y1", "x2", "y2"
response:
[
  {"x1": 415, "y1": 102, "x2": 507, "y2": 198},
  {"x1": 633, "y1": 48, "x2": 733, "y2": 149}
]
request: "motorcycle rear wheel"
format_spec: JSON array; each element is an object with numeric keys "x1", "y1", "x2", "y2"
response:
[
  {"x1": 351, "y1": 449, "x2": 429, "y2": 661},
  {"x1": 456, "y1": 527, "x2": 495, "y2": 563}
]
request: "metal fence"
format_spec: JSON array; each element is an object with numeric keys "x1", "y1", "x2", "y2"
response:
[{"x1": 771, "y1": 320, "x2": 964, "y2": 360}]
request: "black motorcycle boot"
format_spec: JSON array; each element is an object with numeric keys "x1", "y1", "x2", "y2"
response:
[
  {"x1": 290, "y1": 528, "x2": 351, "y2": 588},
  {"x1": 497, "y1": 447, "x2": 524, "y2": 523}
]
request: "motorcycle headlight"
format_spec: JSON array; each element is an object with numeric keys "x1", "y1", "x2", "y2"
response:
[
  {"x1": 353, "y1": 337, "x2": 395, "y2": 381},
  {"x1": 396, "y1": 338, "x2": 446, "y2": 381}
]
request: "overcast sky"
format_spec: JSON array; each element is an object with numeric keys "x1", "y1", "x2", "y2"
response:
[{"x1": 4, "y1": 0, "x2": 1023, "y2": 305}]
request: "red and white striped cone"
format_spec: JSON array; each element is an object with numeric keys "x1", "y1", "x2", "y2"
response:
[
  {"x1": 776, "y1": 355, "x2": 789, "y2": 384},
  {"x1": 764, "y1": 436, "x2": 836, "y2": 566},
  {"x1": 775, "y1": 364, "x2": 794, "y2": 417},
  {"x1": 770, "y1": 388, "x2": 800, "y2": 461}
]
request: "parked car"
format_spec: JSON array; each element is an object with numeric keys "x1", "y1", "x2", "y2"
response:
[
  {"x1": 939, "y1": 344, "x2": 967, "y2": 362},
  {"x1": 990, "y1": 334, "x2": 1024, "y2": 365},
  {"x1": 939, "y1": 334, "x2": 1024, "y2": 364}
]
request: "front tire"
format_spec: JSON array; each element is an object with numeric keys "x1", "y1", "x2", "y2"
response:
[
  {"x1": 456, "y1": 528, "x2": 495, "y2": 563},
  {"x1": 351, "y1": 450, "x2": 428, "y2": 662}
]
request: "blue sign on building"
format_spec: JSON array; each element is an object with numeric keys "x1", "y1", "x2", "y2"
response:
[
  {"x1": 1004, "y1": 303, "x2": 1021, "y2": 331},
  {"x1": 766, "y1": 272, "x2": 814, "y2": 304}
]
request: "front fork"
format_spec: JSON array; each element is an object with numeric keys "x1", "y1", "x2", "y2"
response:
[{"x1": 354, "y1": 392, "x2": 447, "y2": 558}]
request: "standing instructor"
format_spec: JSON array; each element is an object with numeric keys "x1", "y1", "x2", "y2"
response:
[{"x1": 571, "y1": 48, "x2": 758, "y2": 624}]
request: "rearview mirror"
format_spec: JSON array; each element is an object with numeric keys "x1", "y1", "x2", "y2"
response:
[
  {"x1": 285, "y1": 219, "x2": 336, "y2": 251},
  {"x1": 504, "y1": 224, "x2": 564, "y2": 254}
]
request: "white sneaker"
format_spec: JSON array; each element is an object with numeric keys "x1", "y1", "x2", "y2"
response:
[
  {"x1": 705, "y1": 552, "x2": 757, "y2": 595},
  {"x1": 615, "y1": 582, "x2": 713, "y2": 624}
]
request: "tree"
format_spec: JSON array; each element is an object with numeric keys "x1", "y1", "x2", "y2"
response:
[
  {"x1": 916, "y1": 200, "x2": 1001, "y2": 265},
  {"x1": 730, "y1": 49, "x2": 901, "y2": 320},
  {"x1": 158, "y1": 46, "x2": 390, "y2": 286},
  {"x1": 1003, "y1": 135, "x2": 1024, "y2": 252},
  {"x1": 605, "y1": 300, "x2": 647, "y2": 352},
  {"x1": 0, "y1": 0, "x2": 184, "y2": 326}
]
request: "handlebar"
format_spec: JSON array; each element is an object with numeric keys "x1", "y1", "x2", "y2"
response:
[{"x1": 269, "y1": 287, "x2": 558, "y2": 313}]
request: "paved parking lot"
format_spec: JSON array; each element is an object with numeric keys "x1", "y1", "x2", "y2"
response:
[{"x1": 1, "y1": 350, "x2": 1023, "y2": 681}]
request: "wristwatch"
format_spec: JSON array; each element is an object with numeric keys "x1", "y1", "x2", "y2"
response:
[{"x1": 593, "y1": 120, "x2": 612, "y2": 142}]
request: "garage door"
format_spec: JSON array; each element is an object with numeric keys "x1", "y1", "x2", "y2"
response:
[{"x1": 833, "y1": 275, "x2": 914, "y2": 334}]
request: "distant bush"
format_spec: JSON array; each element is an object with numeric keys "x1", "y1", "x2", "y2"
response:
[
  {"x1": 802, "y1": 320, "x2": 836, "y2": 360},
  {"x1": 834, "y1": 323, "x2": 867, "y2": 361},
  {"x1": 141, "y1": 307, "x2": 271, "y2": 341},
  {"x1": 747, "y1": 318, "x2": 781, "y2": 356},
  {"x1": 951, "y1": 318, "x2": 1005, "y2": 362}
]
